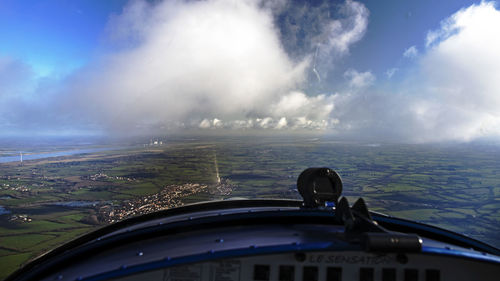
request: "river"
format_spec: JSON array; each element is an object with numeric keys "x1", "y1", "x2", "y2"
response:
[{"x1": 0, "y1": 147, "x2": 118, "y2": 163}]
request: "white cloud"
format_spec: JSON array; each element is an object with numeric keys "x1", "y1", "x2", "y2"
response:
[
  {"x1": 275, "y1": 0, "x2": 369, "y2": 81},
  {"x1": 212, "y1": 118, "x2": 222, "y2": 128},
  {"x1": 198, "y1": 118, "x2": 223, "y2": 128},
  {"x1": 315, "y1": 0, "x2": 369, "y2": 79},
  {"x1": 343, "y1": 69, "x2": 375, "y2": 88},
  {"x1": 194, "y1": 90, "x2": 338, "y2": 130},
  {"x1": 275, "y1": 117, "x2": 288, "y2": 129},
  {"x1": 271, "y1": 91, "x2": 336, "y2": 123},
  {"x1": 0, "y1": 56, "x2": 35, "y2": 100},
  {"x1": 414, "y1": 1, "x2": 500, "y2": 141},
  {"x1": 258, "y1": 117, "x2": 273, "y2": 129},
  {"x1": 327, "y1": 1, "x2": 500, "y2": 143},
  {"x1": 199, "y1": 119, "x2": 211, "y2": 129},
  {"x1": 201, "y1": 116, "x2": 335, "y2": 130},
  {"x1": 54, "y1": 0, "x2": 367, "y2": 133},
  {"x1": 386, "y1": 68, "x2": 398, "y2": 79},
  {"x1": 403, "y1": 45, "x2": 418, "y2": 58},
  {"x1": 324, "y1": 0, "x2": 369, "y2": 55},
  {"x1": 0, "y1": 56, "x2": 54, "y2": 134},
  {"x1": 62, "y1": 0, "x2": 310, "y2": 131}
]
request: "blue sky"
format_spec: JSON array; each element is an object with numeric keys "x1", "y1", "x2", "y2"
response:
[
  {"x1": 0, "y1": 0, "x2": 499, "y2": 142},
  {"x1": 0, "y1": 0, "x2": 123, "y2": 76},
  {"x1": 345, "y1": 0, "x2": 477, "y2": 75}
]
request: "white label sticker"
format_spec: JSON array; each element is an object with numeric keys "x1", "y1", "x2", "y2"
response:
[
  {"x1": 164, "y1": 264, "x2": 202, "y2": 281},
  {"x1": 308, "y1": 254, "x2": 393, "y2": 265},
  {"x1": 209, "y1": 260, "x2": 241, "y2": 281}
]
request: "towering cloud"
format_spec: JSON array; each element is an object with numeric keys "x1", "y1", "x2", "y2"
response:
[{"x1": 54, "y1": 0, "x2": 368, "y2": 132}]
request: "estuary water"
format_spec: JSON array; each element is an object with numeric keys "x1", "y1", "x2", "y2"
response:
[
  {"x1": 0, "y1": 206, "x2": 10, "y2": 215},
  {"x1": 0, "y1": 147, "x2": 117, "y2": 163},
  {"x1": 51, "y1": 201, "x2": 101, "y2": 207}
]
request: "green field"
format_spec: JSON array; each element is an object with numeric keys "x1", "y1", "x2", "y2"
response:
[{"x1": 0, "y1": 137, "x2": 499, "y2": 279}]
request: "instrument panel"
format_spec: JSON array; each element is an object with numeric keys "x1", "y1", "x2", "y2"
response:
[{"x1": 109, "y1": 251, "x2": 499, "y2": 281}]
